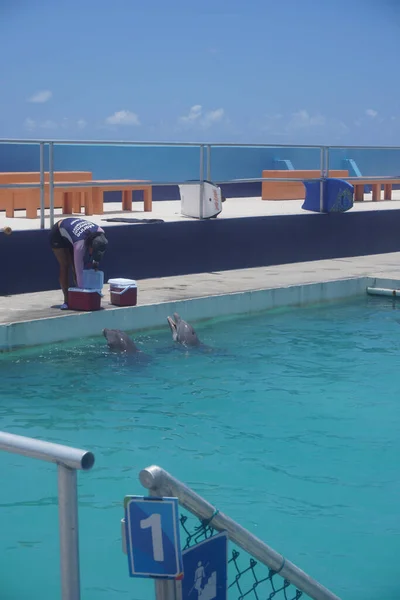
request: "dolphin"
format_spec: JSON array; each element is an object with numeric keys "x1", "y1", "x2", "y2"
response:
[
  {"x1": 167, "y1": 313, "x2": 202, "y2": 347},
  {"x1": 102, "y1": 328, "x2": 138, "y2": 354}
]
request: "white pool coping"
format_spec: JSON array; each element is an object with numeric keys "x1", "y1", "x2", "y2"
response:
[{"x1": 1, "y1": 275, "x2": 399, "y2": 353}]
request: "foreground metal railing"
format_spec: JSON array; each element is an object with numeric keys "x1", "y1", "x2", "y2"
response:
[
  {"x1": 133, "y1": 465, "x2": 341, "y2": 600},
  {"x1": 0, "y1": 431, "x2": 95, "y2": 600}
]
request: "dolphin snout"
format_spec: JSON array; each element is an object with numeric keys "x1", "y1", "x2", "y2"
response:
[{"x1": 167, "y1": 316, "x2": 176, "y2": 332}]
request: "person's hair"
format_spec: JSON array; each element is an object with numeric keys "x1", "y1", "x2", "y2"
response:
[{"x1": 85, "y1": 231, "x2": 101, "y2": 248}]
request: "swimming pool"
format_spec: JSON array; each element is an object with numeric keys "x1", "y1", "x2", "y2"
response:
[{"x1": 1, "y1": 295, "x2": 399, "y2": 600}]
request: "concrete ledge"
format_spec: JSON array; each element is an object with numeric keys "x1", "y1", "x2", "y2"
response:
[{"x1": 0, "y1": 276, "x2": 387, "y2": 353}]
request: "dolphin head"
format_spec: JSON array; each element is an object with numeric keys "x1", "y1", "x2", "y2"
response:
[
  {"x1": 102, "y1": 328, "x2": 137, "y2": 353},
  {"x1": 167, "y1": 313, "x2": 200, "y2": 347}
]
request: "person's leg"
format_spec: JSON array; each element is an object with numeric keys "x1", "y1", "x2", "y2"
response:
[{"x1": 52, "y1": 248, "x2": 71, "y2": 306}]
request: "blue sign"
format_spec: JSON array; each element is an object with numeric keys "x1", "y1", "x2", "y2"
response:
[
  {"x1": 182, "y1": 532, "x2": 228, "y2": 600},
  {"x1": 124, "y1": 495, "x2": 183, "y2": 579}
]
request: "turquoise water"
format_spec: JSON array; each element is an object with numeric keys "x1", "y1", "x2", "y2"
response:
[{"x1": 1, "y1": 296, "x2": 400, "y2": 600}]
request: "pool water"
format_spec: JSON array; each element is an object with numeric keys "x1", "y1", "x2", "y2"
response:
[{"x1": 1, "y1": 296, "x2": 400, "y2": 600}]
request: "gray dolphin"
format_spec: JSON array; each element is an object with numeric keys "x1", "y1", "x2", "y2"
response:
[
  {"x1": 103, "y1": 328, "x2": 138, "y2": 354},
  {"x1": 167, "y1": 313, "x2": 202, "y2": 347}
]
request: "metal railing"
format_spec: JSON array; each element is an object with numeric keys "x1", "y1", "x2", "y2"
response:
[
  {"x1": 1, "y1": 139, "x2": 400, "y2": 229},
  {"x1": 0, "y1": 431, "x2": 95, "y2": 600},
  {"x1": 133, "y1": 464, "x2": 341, "y2": 600}
]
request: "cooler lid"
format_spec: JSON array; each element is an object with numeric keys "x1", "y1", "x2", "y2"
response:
[
  {"x1": 108, "y1": 278, "x2": 137, "y2": 286},
  {"x1": 68, "y1": 287, "x2": 102, "y2": 295}
]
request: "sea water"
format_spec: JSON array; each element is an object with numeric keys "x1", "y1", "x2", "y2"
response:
[{"x1": 0, "y1": 296, "x2": 399, "y2": 600}]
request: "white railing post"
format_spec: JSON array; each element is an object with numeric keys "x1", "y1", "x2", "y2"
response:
[
  {"x1": 0, "y1": 431, "x2": 94, "y2": 600},
  {"x1": 319, "y1": 146, "x2": 326, "y2": 213},
  {"x1": 199, "y1": 145, "x2": 205, "y2": 219},
  {"x1": 49, "y1": 141, "x2": 55, "y2": 228},
  {"x1": 58, "y1": 464, "x2": 81, "y2": 600},
  {"x1": 206, "y1": 144, "x2": 211, "y2": 181},
  {"x1": 39, "y1": 142, "x2": 45, "y2": 229}
]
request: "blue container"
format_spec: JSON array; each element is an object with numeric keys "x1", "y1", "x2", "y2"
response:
[
  {"x1": 82, "y1": 269, "x2": 104, "y2": 291},
  {"x1": 302, "y1": 178, "x2": 354, "y2": 213}
]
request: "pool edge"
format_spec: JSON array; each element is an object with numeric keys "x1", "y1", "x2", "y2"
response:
[{"x1": 3, "y1": 275, "x2": 397, "y2": 353}]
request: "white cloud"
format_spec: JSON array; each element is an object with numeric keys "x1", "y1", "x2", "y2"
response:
[
  {"x1": 179, "y1": 105, "x2": 225, "y2": 128},
  {"x1": 105, "y1": 110, "x2": 140, "y2": 126},
  {"x1": 365, "y1": 108, "x2": 378, "y2": 118},
  {"x1": 60, "y1": 117, "x2": 87, "y2": 130},
  {"x1": 42, "y1": 119, "x2": 58, "y2": 130},
  {"x1": 28, "y1": 90, "x2": 52, "y2": 103},
  {"x1": 24, "y1": 117, "x2": 87, "y2": 132},
  {"x1": 180, "y1": 105, "x2": 203, "y2": 123},
  {"x1": 24, "y1": 118, "x2": 36, "y2": 131},
  {"x1": 261, "y1": 109, "x2": 349, "y2": 141},
  {"x1": 288, "y1": 109, "x2": 326, "y2": 129}
]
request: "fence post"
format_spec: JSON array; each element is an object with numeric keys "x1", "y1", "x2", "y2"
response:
[
  {"x1": 325, "y1": 146, "x2": 330, "y2": 177},
  {"x1": 58, "y1": 464, "x2": 81, "y2": 600},
  {"x1": 148, "y1": 485, "x2": 181, "y2": 600},
  {"x1": 49, "y1": 142, "x2": 55, "y2": 228},
  {"x1": 319, "y1": 146, "x2": 325, "y2": 213},
  {"x1": 39, "y1": 142, "x2": 45, "y2": 230},
  {"x1": 206, "y1": 145, "x2": 211, "y2": 181},
  {"x1": 199, "y1": 145, "x2": 204, "y2": 219}
]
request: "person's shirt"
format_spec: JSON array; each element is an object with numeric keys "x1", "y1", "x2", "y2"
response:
[{"x1": 58, "y1": 218, "x2": 104, "y2": 288}]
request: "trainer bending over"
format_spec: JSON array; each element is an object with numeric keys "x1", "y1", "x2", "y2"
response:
[{"x1": 50, "y1": 217, "x2": 108, "y2": 309}]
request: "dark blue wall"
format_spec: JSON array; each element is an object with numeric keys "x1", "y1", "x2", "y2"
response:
[{"x1": 1, "y1": 210, "x2": 400, "y2": 296}]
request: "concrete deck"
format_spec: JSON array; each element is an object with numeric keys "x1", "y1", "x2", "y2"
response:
[
  {"x1": 2, "y1": 191, "x2": 400, "y2": 232},
  {"x1": 1, "y1": 252, "x2": 400, "y2": 325}
]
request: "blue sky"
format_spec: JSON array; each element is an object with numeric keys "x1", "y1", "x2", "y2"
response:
[{"x1": 1, "y1": 0, "x2": 399, "y2": 145}]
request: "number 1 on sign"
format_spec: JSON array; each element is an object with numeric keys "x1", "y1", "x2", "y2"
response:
[{"x1": 140, "y1": 513, "x2": 164, "y2": 562}]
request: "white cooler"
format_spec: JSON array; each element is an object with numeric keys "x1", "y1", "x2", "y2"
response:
[{"x1": 179, "y1": 180, "x2": 223, "y2": 219}]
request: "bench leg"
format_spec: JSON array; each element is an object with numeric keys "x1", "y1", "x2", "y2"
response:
[
  {"x1": 384, "y1": 184, "x2": 392, "y2": 200},
  {"x1": 143, "y1": 186, "x2": 152, "y2": 212},
  {"x1": 84, "y1": 190, "x2": 93, "y2": 216},
  {"x1": 92, "y1": 188, "x2": 103, "y2": 214},
  {"x1": 5, "y1": 192, "x2": 14, "y2": 218},
  {"x1": 122, "y1": 189, "x2": 133, "y2": 211},
  {"x1": 63, "y1": 192, "x2": 74, "y2": 214},
  {"x1": 354, "y1": 184, "x2": 364, "y2": 201},
  {"x1": 372, "y1": 183, "x2": 381, "y2": 201},
  {"x1": 72, "y1": 192, "x2": 81, "y2": 213},
  {"x1": 26, "y1": 201, "x2": 38, "y2": 219}
]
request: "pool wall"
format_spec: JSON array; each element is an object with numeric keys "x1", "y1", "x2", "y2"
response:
[
  {"x1": 2, "y1": 210, "x2": 400, "y2": 296},
  {"x1": 0, "y1": 276, "x2": 394, "y2": 352}
]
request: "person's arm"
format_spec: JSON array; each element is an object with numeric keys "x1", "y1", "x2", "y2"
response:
[{"x1": 73, "y1": 240, "x2": 86, "y2": 288}]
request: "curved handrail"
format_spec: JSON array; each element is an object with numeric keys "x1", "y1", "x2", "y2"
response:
[{"x1": 139, "y1": 465, "x2": 341, "y2": 600}]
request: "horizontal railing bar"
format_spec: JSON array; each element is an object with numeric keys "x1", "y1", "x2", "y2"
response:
[
  {"x1": 0, "y1": 139, "x2": 323, "y2": 148},
  {"x1": 327, "y1": 145, "x2": 400, "y2": 150},
  {"x1": 0, "y1": 431, "x2": 95, "y2": 470},
  {"x1": 2, "y1": 139, "x2": 400, "y2": 151},
  {"x1": 0, "y1": 175, "x2": 399, "y2": 191},
  {"x1": 139, "y1": 465, "x2": 341, "y2": 600}
]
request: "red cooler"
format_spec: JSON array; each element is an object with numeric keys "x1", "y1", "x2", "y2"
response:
[
  {"x1": 68, "y1": 288, "x2": 102, "y2": 311},
  {"x1": 108, "y1": 278, "x2": 138, "y2": 307}
]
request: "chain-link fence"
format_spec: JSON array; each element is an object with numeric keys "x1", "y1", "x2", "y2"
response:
[{"x1": 179, "y1": 509, "x2": 305, "y2": 600}]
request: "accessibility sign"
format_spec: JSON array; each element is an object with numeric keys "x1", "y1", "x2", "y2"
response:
[{"x1": 181, "y1": 532, "x2": 228, "y2": 600}]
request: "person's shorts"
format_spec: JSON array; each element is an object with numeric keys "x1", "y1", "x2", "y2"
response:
[{"x1": 49, "y1": 221, "x2": 71, "y2": 250}]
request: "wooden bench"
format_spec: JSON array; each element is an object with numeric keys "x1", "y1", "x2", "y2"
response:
[
  {"x1": 0, "y1": 175, "x2": 152, "y2": 218},
  {"x1": 261, "y1": 170, "x2": 349, "y2": 200},
  {"x1": 347, "y1": 178, "x2": 400, "y2": 202},
  {"x1": 84, "y1": 180, "x2": 152, "y2": 215},
  {"x1": 0, "y1": 171, "x2": 93, "y2": 218},
  {"x1": 60, "y1": 179, "x2": 152, "y2": 215}
]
